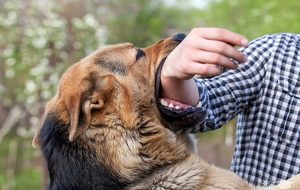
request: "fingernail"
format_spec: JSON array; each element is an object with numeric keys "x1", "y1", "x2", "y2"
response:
[{"x1": 241, "y1": 38, "x2": 248, "y2": 46}]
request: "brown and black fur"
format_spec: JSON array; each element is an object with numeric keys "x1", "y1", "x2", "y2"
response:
[{"x1": 33, "y1": 36, "x2": 259, "y2": 190}]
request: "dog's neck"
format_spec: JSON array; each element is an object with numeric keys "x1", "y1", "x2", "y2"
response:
[
  {"x1": 91, "y1": 114, "x2": 189, "y2": 183},
  {"x1": 40, "y1": 113, "x2": 188, "y2": 189},
  {"x1": 138, "y1": 115, "x2": 189, "y2": 164}
]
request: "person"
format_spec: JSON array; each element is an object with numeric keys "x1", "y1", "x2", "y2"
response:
[{"x1": 160, "y1": 28, "x2": 300, "y2": 186}]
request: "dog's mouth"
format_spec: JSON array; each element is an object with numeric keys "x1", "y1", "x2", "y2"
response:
[{"x1": 155, "y1": 57, "x2": 207, "y2": 133}]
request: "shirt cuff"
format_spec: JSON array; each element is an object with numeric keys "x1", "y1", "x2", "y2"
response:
[{"x1": 194, "y1": 78, "x2": 209, "y2": 109}]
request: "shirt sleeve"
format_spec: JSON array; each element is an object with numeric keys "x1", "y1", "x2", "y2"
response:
[{"x1": 196, "y1": 34, "x2": 275, "y2": 132}]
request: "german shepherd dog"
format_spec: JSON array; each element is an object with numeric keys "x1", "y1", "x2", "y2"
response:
[{"x1": 33, "y1": 34, "x2": 262, "y2": 190}]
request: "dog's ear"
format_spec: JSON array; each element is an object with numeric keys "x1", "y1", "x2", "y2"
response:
[{"x1": 67, "y1": 75, "x2": 116, "y2": 141}]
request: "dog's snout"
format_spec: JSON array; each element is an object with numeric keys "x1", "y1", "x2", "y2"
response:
[{"x1": 172, "y1": 33, "x2": 186, "y2": 42}]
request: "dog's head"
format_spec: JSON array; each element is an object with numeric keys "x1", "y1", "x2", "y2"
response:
[{"x1": 32, "y1": 34, "x2": 206, "y2": 188}]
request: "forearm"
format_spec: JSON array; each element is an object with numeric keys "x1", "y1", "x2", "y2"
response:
[{"x1": 160, "y1": 76, "x2": 199, "y2": 106}]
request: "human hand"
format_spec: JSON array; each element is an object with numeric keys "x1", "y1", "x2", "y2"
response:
[
  {"x1": 160, "y1": 28, "x2": 248, "y2": 106},
  {"x1": 162, "y1": 28, "x2": 248, "y2": 79},
  {"x1": 275, "y1": 174, "x2": 300, "y2": 190}
]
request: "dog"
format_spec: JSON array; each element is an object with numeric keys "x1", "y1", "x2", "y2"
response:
[{"x1": 32, "y1": 34, "x2": 262, "y2": 190}]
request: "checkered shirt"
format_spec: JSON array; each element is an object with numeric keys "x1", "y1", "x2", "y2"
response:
[{"x1": 195, "y1": 33, "x2": 300, "y2": 186}]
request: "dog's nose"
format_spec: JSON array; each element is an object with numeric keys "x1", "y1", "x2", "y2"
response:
[{"x1": 172, "y1": 33, "x2": 186, "y2": 42}]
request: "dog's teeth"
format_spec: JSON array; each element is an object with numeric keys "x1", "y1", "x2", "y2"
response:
[
  {"x1": 175, "y1": 105, "x2": 180, "y2": 109},
  {"x1": 160, "y1": 99, "x2": 168, "y2": 106},
  {"x1": 168, "y1": 103, "x2": 174, "y2": 108}
]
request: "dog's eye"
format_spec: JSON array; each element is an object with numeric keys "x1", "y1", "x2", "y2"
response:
[{"x1": 136, "y1": 49, "x2": 145, "y2": 61}]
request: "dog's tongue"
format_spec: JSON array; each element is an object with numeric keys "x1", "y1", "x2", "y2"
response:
[{"x1": 155, "y1": 59, "x2": 207, "y2": 133}]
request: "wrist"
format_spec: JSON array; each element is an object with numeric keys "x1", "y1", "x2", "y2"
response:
[{"x1": 160, "y1": 76, "x2": 199, "y2": 106}]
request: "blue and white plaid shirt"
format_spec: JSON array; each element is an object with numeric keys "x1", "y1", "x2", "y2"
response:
[{"x1": 195, "y1": 33, "x2": 300, "y2": 186}]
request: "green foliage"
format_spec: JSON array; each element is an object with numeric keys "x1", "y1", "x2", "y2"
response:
[
  {"x1": 14, "y1": 169, "x2": 42, "y2": 190},
  {"x1": 196, "y1": 0, "x2": 300, "y2": 40},
  {"x1": 0, "y1": 0, "x2": 104, "y2": 132},
  {"x1": 0, "y1": 0, "x2": 104, "y2": 189},
  {"x1": 0, "y1": 175, "x2": 4, "y2": 186},
  {"x1": 0, "y1": 168, "x2": 42, "y2": 190},
  {"x1": 0, "y1": 136, "x2": 42, "y2": 189},
  {"x1": 106, "y1": 0, "x2": 194, "y2": 46}
]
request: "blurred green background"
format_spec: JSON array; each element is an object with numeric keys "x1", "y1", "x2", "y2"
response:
[{"x1": 0, "y1": 0, "x2": 299, "y2": 189}]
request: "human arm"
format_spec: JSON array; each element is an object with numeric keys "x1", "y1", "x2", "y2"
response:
[
  {"x1": 161, "y1": 28, "x2": 274, "y2": 131},
  {"x1": 161, "y1": 27, "x2": 248, "y2": 106}
]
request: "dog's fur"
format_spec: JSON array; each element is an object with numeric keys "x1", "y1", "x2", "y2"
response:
[{"x1": 33, "y1": 36, "x2": 258, "y2": 190}]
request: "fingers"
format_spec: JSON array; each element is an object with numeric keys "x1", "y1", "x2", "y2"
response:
[
  {"x1": 190, "y1": 27, "x2": 248, "y2": 47},
  {"x1": 181, "y1": 61, "x2": 223, "y2": 77},
  {"x1": 163, "y1": 52, "x2": 223, "y2": 79},
  {"x1": 185, "y1": 29, "x2": 247, "y2": 63},
  {"x1": 194, "y1": 38, "x2": 246, "y2": 63},
  {"x1": 162, "y1": 27, "x2": 248, "y2": 80},
  {"x1": 189, "y1": 51, "x2": 237, "y2": 69}
]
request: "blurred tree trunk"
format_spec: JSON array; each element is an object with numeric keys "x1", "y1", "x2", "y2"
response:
[
  {"x1": 0, "y1": 47, "x2": 8, "y2": 126},
  {"x1": 0, "y1": 106, "x2": 24, "y2": 143},
  {"x1": 0, "y1": 104, "x2": 8, "y2": 127},
  {"x1": 6, "y1": 140, "x2": 18, "y2": 189}
]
